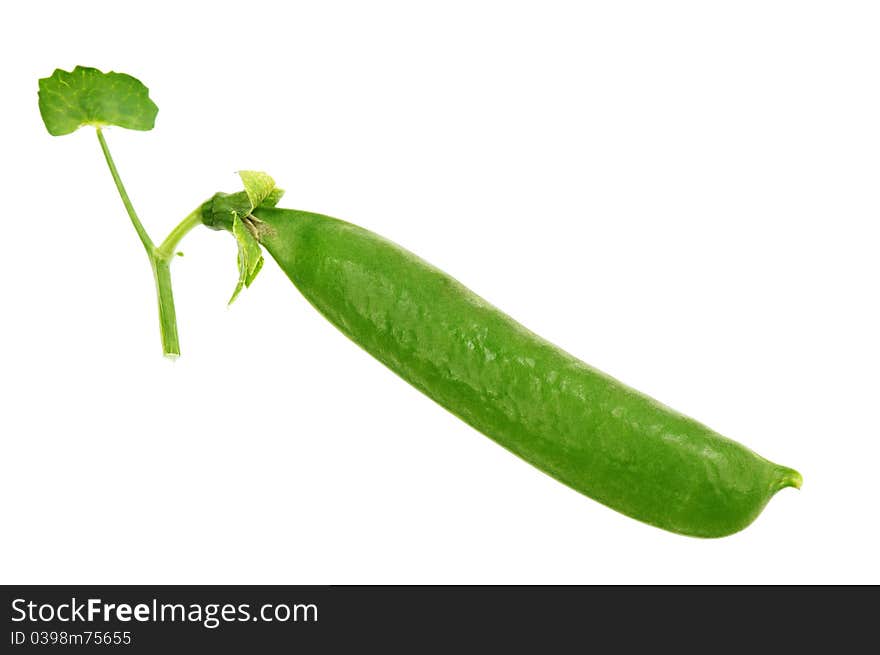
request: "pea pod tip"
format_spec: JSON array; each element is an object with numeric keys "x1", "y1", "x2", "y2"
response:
[{"x1": 776, "y1": 466, "x2": 803, "y2": 491}]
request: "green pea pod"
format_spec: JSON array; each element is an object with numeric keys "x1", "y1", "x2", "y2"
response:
[{"x1": 215, "y1": 205, "x2": 801, "y2": 538}]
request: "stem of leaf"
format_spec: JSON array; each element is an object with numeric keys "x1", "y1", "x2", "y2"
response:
[
  {"x1": 94, "y1": 127, "x2": 205, "y2": 357},
  {"x1": 95, "y1": 128, "x2": 154, "y2": 256}
]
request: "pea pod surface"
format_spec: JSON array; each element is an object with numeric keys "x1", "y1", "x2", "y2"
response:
[{"x1": 245, "y1": 207, "x2": 801, "y2": 538}]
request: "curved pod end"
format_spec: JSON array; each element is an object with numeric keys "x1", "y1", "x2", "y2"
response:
[{"x1": 774, "y1": 466, "x2": 803, "y2": 492}]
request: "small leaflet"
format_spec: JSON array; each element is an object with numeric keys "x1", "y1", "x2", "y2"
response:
[
  {"x1": 229, "y1": 213, "x2": 264, "y2": 305},
  {"x1": 239, "y1": 171, "x2": 276, "y2": 209},
  {"x1": 260, "y1": 187, "x2": 285, "y2": 208},
  {"x1": 211, "y1": 171, "x2": 282, "y2": 303},
  {"x1": 38, "y1": 66, "x2": 159, "y2": 136}
]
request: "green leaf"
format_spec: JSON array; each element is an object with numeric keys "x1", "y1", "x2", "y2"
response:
[
  {"x1": 38, "y1": 66, "x2": 158, "y2": 136},
  {"x1": 260, "y1": 187, "x2": 285, "y2": 208},
  {"x1": 238, "y1": 170, "x2": 285, "y2": 209},
  {"x1": 229, "y1": 213, "x2": 264, "y2": 304},
  {"x1": 239, "y1": 171, "x2": 276, "y2": 208}
]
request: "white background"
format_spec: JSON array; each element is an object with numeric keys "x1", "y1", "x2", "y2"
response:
[{"x1": 1, "y1": 1, "x2": 878, "y2": 584}]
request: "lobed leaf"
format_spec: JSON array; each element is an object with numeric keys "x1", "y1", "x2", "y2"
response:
[{"x1": 38, "y1": 66, "x2": 158, "y2": 136}]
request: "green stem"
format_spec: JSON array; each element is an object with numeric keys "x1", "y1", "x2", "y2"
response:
[
  {"x1": 156, "y1": 206, "x2": 204, "y2": 261},
  {"x1": 95, "y1": 127, "x2": 206, "y2": 357},
  {"x1": 153, "y1": 207, "x2": 204, "y2": 358},
  {"x1": 152, "y1": 259, "x2": 180, "y2": 357},
  {"x1": 95, "y1": 127, "x2": 154, "y2": 256}
]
